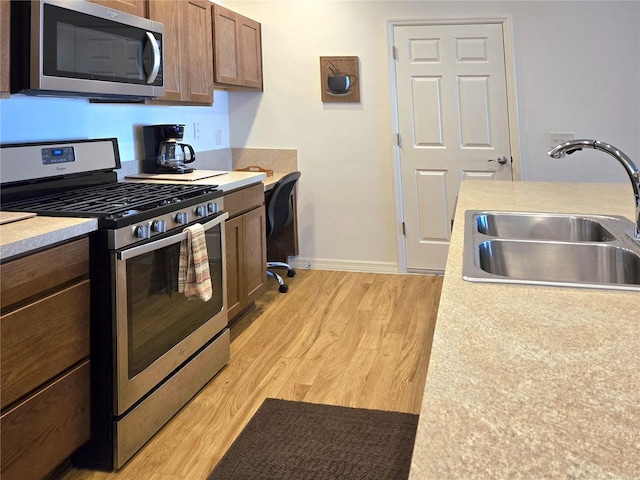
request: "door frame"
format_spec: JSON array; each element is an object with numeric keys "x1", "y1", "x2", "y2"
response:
[{"x1": 387, "y1": 17, "x2": 522, "y2": 273}]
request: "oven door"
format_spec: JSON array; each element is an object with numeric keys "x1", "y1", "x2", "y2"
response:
[{"x1": 113, "y1": 213, "x2": 228, "y2": 415}]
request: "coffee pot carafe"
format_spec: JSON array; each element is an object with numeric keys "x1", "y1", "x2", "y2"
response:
[
  {"x1": 142, "y1": 124, "x2": 197, "y2": 174},
  {"x1": 157, "y1": 140, "x2": 196, "y2": 172}
]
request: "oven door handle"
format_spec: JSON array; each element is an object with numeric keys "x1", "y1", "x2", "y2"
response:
[{"x1": 117, "y1": 213, "x2": 228, "y2": 261}]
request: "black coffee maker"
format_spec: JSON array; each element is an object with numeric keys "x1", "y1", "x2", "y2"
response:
[{"x1": 143, "y1": 124, "x2": 196, "y2": 174}]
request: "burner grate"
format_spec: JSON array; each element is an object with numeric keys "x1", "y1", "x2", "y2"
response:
[{"x1": 2, "y1": 182, "x2": 220, "y2": 219}]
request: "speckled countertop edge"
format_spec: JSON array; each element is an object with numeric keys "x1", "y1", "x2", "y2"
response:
[
  {"x1": 409, "y1": 181, "x2": 639, "y2": 480},
  {"x1": 0, "y1": 217, "x2": 98, "y2": 261}
]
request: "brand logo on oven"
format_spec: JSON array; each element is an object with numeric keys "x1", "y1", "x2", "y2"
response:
[
  {"x1": 108, "y1": 10, "x2": 119, "y2": 18},
  {"x1": 55, "y1": 166, "x2": 66, "y2": 171}
]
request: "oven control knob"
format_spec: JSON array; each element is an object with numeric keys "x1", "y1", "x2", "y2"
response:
[
  {"x1": 175, "y1": 212, "x2": 188, "y2": 224},
  {"x1": 194, "y1": 205, "x2": 207, "y2": 217},
  {"x1": 151, "y1": 220, "x2": 166, "y2": 233},
  {"x1": 207, "y1": 202, "x2": 218, "y2": 214},
  {"x1": 133, "y1": 224, "x2": 151, "y2": 239}
]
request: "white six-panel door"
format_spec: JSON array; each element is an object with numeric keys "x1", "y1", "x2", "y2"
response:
[{"x1": 393, "y1": 23, "x2": 513, "y2": 271}]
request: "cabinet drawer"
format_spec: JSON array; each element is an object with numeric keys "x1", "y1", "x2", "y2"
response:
[
  {"x1": 0, "y1": 238, "x2": 89, "y2": 311},
  {"x1": 1, "y1": 361, "x2": 91, "y2": 480},
  {"x1": 224, "y1": 183, "x2": 264, "y2": 218},
  {"x1": 1, "y1": 281, "x2": 90, "y2": 409}
]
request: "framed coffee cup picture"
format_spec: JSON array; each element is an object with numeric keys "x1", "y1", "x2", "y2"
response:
[{"x1": 320, "y1": 56, "x2": 360, "y2": 102}]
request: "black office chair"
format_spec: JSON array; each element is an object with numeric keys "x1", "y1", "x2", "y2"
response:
[{"x1": 266, "y1": 171, "x2": 301, "y2": 293}]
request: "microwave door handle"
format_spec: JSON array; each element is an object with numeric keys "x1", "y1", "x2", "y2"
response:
[
  {"x1": 117, "y1": 212, "x2": 229, "y2": 261},
  {"x1": 144, "y1": 32, "x2": 161, "y2": 84}
]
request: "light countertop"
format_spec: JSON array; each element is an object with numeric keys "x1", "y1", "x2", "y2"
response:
[
  {"x1": 123, "y1": 171, "x2": 288, "y2": 192},
  {"x1": 409, "y1": 181, "x2": 639, "y2": 479},
  {"x1": 124, "y1": 170, "x2": 267, "y2": 192},
  {"x1": 0, "y1": 217, "x2": 98, "y2": 261},
  {"x1": 263, "y1": 172, "x2": 287, "y2": 191}
]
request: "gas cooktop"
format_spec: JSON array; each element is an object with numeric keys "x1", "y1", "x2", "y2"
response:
[
  {"x1": 2, "y1": 181, "x2": 222, "y2": 229},
  {"x1": 0, "y1": 138, "x2": 223, "y2": 230}
]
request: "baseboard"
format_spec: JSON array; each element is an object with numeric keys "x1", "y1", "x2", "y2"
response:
[
  {"x1": 407, "y1": 268, "x2": 445, "y2": 275},
  {"x1": 288, "y1": 257, "x2": 399, "y2": 274}
]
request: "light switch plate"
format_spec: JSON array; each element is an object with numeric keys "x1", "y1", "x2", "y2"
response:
[{"x1": 548, "y1": 132, "x2": 575, "y2": 149}]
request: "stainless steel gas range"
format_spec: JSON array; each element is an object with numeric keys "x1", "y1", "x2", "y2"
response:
[{"x1": 0, "y1": 138, "x2": 230, "y2": 470}]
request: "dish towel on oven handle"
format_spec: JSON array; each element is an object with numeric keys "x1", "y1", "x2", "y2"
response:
[{"x1": 178, "y1": 223, "x2": 212, "y2": 301}]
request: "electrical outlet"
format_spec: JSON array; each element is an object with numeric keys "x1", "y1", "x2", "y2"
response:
[
  {"x1": 193, "y1": 122, "x2": 201, "y2": 139},
  {"x1": 214, "y1": 129, "x2": 222, "y2": 146},
  {"x1": 548, "y1": 132, "x2": 575, "y2": 149}
]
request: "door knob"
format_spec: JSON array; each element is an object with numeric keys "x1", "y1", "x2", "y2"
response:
[{"x1": 488, "y1": 155, "x2": 509, "y2": 165}]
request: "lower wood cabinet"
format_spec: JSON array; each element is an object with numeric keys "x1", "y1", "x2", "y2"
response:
[
  {"x1": 0, "y1": 238, "x2": 91, "y2": 480},
  {"x1": 1, "y1": 362, "x2": 90, "y2": 480},
  {"x1": 225, "y1": 183, "x2": 267, "y2": 322}
]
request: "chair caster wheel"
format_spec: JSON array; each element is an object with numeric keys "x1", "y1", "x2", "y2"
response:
[
  {"x1": 279, "y1": 284, "x2": 289, "y2": 293},
  {"x1": 287, "y1": 269, "x2": 296, "y2": 278}
]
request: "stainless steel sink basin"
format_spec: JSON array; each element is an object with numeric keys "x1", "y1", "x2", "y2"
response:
[
  {"x1": 476, "y1": 240, "x2": 640, "y2": 287},
  {"x1": 463, "y1": 210, "x2": 640, "y2": 291},
  {"x1": 475, "y1": 212, "x2": 616, "y2": 242}
]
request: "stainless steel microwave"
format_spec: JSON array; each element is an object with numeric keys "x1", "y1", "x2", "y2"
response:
[{"x1": 10, "y1": 0, "x2": 165, "y2": 100}]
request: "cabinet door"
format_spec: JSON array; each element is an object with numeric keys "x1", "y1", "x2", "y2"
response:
[
  {"x1": 0, "y1": 0, "x2": 10, "y2": 98},
  {"x1": 1, "y1": 281, "x2": 90, "y2": 409},
  {"x1": 184, "y1": 0, "x2": 213, "y2": 103},
  {"x1": 88, "y1": 0, "x2": 146, "y2": 17},
  {"x1": 148, "y1": 0, "x2": 183, "y2": 102},
  {"x1": 239, "y1": 16, "x2": 263, "y2": 90},
  {"x1": 149, "y1": 0, "x2": 213, "y2": 104},
  {"x1": 0, "y1": 238, "x2": 89, "y2": 311},
  {"x1": 225, "y1": 215, "x2": 244, "y2": 321},
  {"x1": 1, "y1": 362, "x2": 90, "y2": 480},
  {"x1": 212, "y1": 4, "x2": 263, "y2": 90},
  {"x1": 212, "y1": 5, "x2": 241, "y2": 86},
  {"x1": 243, "y1": 206, "x2": 267, "y2": 301}
]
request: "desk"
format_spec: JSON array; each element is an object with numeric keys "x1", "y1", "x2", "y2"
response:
[{"x1": 263, "y1": 173, "x2": 299, "y2": 263}]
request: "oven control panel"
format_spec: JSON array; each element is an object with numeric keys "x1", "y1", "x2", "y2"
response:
[
  {"x1": 41, "y1": 146, "x2": 76, "y2": 165},
  {"x1": 109, "y1": 198, "x2": 224, "y2": 249}
]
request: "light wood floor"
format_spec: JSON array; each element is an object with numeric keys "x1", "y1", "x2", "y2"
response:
[{"x1": 63, "y1": 269, "x2": 443, "y2": 480}]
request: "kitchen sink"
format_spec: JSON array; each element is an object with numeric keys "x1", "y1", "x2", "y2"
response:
[
  {"x1": 475, "y1": 212, "x2": 617, "y2": 242},
  {"x1": 463, "y1": 210, "x2": 640, "y2": 291},
  {"x1": 476, "y1": 240, "x2": 640, "y2": 287}
]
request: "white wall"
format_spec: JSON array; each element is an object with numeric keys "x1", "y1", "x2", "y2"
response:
[
  {"x1": 0, "y1": 94, "x2": 231, "y2": 161},
  {"x1": 226, "y1": 0, "x2": 640, "y2": 272}
]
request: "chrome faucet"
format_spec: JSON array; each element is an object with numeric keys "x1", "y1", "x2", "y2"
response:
[{"x1": 547, "y1": 139, "x2": 640, "y2": 242}]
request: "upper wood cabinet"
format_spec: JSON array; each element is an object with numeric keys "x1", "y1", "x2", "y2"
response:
[
  {"x1": 0, "y1": 0, "x2": 10, "y2": 98},
  {"x1": 212, "y1": 4, "x2": 263, "y2": 90},
  {"x1": 148, "y1": 0, "x2": 214, "y2": 104},
  {"x1": 88, "y1": 0, "x2": 146, "y2": 17}
]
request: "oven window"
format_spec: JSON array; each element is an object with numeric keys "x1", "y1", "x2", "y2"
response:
[{"x1": 125, "y1": 225, "x2": 223, "y2": 378}]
